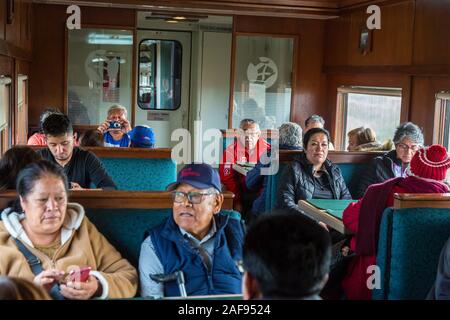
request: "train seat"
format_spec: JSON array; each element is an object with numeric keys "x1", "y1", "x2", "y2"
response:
[{"x1": 374, "y1": 194, "x2": 450, "y2": 299}]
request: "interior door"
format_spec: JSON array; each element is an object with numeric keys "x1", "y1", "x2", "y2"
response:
[{"x1": 136, "y1": 30, "x2": 191, "y2": 148}]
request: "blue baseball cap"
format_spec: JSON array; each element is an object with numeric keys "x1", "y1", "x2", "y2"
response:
[
  {"x1": 167, "y1": 163, "x2": 222, "y2": 192},
  {"x1": 129, "y1": 125, "x2": 155, "y2": 148}
]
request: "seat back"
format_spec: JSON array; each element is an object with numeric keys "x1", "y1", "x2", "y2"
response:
[
  {"x1": 86, "y1": 208, "x2": 241, "y2": 269},
  {"x1": 374, "y1": 194, "x2": 450, "y2": 299},
  {"x1": 264, "y1": 151, "x2": 380, "y2": 211}
]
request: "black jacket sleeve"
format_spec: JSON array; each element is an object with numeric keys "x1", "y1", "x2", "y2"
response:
[
  {"x1": 333, "y1": 166, "x2": 352, "y2": 200},
  {"x1": 276, "y1": 162, "x2": 300, "y2": 209},
  {"x1": 354, "y1": 159, "x2": 379, "y2": 199},
  {"x1": 85, "y1": 152, "x2": 117, "y2": 190}
]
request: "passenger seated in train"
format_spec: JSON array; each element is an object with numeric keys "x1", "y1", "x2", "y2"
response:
[
  {"x1": 97, "y1": 105, "x2": 132, "y2": 148},
  {"x1": 78, "y1": 129, "x2": 104, "y2": 147},
  {"x1": 428, "y1": 237, "x2": 450, "y2": 300},
  {"x1": 354, "y1": 122, "x2": 424, "y2": 199},
  {"x1": 38, "y1": 113, "x2": 117, "y2": 190},
  {"x1": 347, "y1": 127, "x2": 393, "y2": 152},
  {"x1": 139, "y1": 163, "x2": 244, "y2": 298},
  {"x1": 246, "y1": 122, "x2": 303, "y2": 219},
  {"x1": 342, "y1": 144, "x2": 450, "y2": 300},
  {"x1": 0, "y1": 276, "x2": 51, "y2": 300},
  {"x1": 276, "y1": 127, "x2": 351, "y2": 211},
  {"x1": 128, "y1": 125, "x2": 155, "y2": 148},
  {"x1": 219, "y1": 119, "x2": 270, "y2": 218},
  {"x1": 0, "y1": 160, "x2": 138, "y2": 299},
  {"x1": 0, "y1": 146, "x2": 41, "y2": 191},
  {"x1": 27, "y1": 108, "x2": 62, "y2": 146},
  {"x1": 242, "y1": 211, "x2": 331, "y2": 300},
  {"x1": 304, "y1": 115, "x2": 335, "y2": 150}
]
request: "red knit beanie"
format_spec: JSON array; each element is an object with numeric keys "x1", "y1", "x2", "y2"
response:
[{"x1": 409, "y1": 144, "x2": 450, "y2": 181}]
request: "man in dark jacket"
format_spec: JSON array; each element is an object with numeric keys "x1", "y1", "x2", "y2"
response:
[
  {"x1": 38, "y1": 113, "x2": 117, "y2": 190},
  {"x1": 242, "y1": 210, "x2": 331, "y2": 300},
  {"x1": 139, "y1": 163, "x2": 244, "y2": 298}
]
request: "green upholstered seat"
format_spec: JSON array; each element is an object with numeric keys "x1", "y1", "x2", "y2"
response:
[
  {"x1": 100, "y1": 157, "x2": 176, "y2": 191},
  {"x1": 85, "y1": 208, "x2": 242, "y2": 269},
  {"x1": 374, "y1": 207, "x2": 450, "y2": 300}
]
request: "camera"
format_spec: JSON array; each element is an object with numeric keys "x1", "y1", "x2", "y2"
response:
[{"x1": 109, "y1": 121, "x2": 121, "y2": 129}]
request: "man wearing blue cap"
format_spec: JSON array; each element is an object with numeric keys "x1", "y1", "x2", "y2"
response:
[
  {"x1": 139, "y1": 163, "x2": 244, "y2": 298},
  {"x1": 129, "y1": 125, "x2": 155, "y2": 148}
]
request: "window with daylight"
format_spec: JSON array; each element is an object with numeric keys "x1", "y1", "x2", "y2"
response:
[{"x1": 337, "y1": 86, "x2": 402, "y2": 151}]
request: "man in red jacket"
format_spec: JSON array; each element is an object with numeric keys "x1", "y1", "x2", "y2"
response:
[{"x1": 219, "y1": 119, "x2": 270, "y2": 219}]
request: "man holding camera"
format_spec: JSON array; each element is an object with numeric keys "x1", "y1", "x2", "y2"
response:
[{"x1": 97, "y1": 105, "x2": 132, "y2": 148}]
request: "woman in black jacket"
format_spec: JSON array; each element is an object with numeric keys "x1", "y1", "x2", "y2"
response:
[{"x1": 276, "y1": 127, "x2": 351, "y2": 210}]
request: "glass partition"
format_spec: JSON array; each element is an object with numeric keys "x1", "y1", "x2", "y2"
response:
[
  {"x1": 232, "y1": 35, "x2": 294, "y2": 129},
  {"x1": 67, "y1": 28, "x2": 133, "y2": 125},
  {"x1": 138, "y1": 39, "x2": 182, "y2": 110}
]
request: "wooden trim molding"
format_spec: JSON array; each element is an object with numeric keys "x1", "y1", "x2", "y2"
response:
[
  {"x1": 394, "y1": 193, "x2": 450, "y2": 209},
  {"x1": 0, "y1": 39, "x2": 32, "y2": 61},
  {"x1": 324, "y1": 65, "x2": 450, "y2": 76},
  {"x1": 28, "y1": 145, "x2": 173, "y2": 159},
  {"x1": 0, "y1": 190, "x2": 235, "y2": 210}
]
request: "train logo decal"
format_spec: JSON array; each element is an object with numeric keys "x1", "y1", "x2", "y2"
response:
[{"x1": 246, "y1": 57, "x2": 278, "y2": 89}]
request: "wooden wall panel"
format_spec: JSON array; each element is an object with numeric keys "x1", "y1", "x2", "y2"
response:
[
  {"x1": 0, "y1": 55, "x2": 13, "y2": 76},
  {"x1": 5, "y1": 1, "x2": 21, "y2": 48},
  {"x1": 413, "y1": 0, "x2": 450, "y2": 66},
  {"x1": 324, "y1": 0, "x2": 414, "y2": 67},
  {"x1": 0, "y1": 1, "x2": 5, "y2": 41},
  {"x1": 29, "y1": 4, "x2": 135, "y2": 127},
  {"x1": 410, "y1": 77, "x2": 450, "y2": 145},
  {"x1": 234, "y1": 16, "x2": 327, "y2": 129}
]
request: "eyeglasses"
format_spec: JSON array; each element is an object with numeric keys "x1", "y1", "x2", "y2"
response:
[
  {"x1": 396, "y1": 143, "x2": 420, "y2": 152},
  {"x1": 238, "y1": 129, "x2": 260, "y2": 137},
  {"x1": 171, "y1": 191, "x2": 217, "y2": 204}
]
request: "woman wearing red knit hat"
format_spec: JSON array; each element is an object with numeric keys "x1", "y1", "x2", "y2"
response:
[{"x1": 340, "y1": 144, "x2": 450, "y2": 300}]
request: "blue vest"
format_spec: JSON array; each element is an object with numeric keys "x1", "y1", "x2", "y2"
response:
[{"x1": 150, "y1": 213, "x2": 244, "y2": 297}]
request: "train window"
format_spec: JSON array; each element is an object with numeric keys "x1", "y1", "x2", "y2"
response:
[
  {"x1": 337, "y1": 86, "x2": 402, "y2": 150},
  {"x1": 434, "y1": 92, "x2": 450, "y2": 150},
  {"x1": 0, "y1": 76, "x2": 12, "y2": 154},
  {"x1": 137, "y1": 39, "x2": 182, "y2": 110},
  {"x1": 231, "y1": 35, "x2": 294, "y2": 129},
  {"x1": 67, "y1": 28, "x2": 134, "y2": 125}
]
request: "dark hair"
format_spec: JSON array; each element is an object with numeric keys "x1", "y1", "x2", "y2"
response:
[
  {"x1": 39, "y1": 108, "x2": 62, "y2": 132},
  {"x1": 303, "y1": 127, "x2": 331, "y2": 149},
  {"x1": 79, "y1": 129, "x2": 104, "y2": 147},
  {"x1": 16, "y1": 160, "x2": 69, "y2": 198},
  {"x1": 239, "y1": 118, "x2": 258, "y2": 128},
  {"x1": 243, "y1": 211, "x2": 331, "y2": 298},
  {"x1": 42, "y1": 113, "x2": 73, "y2": 136},
  {"x1": 305, "y1": 115, "x2": 325, "y2": 128},
  {"x1": 0, "y1": 147, "x2": 42, "y2": 191}
]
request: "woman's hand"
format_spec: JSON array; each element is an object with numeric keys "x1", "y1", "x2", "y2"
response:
[
  {"x1": 33, "y1": 269, "x2": 65, "y2": 292},
  {"x1": 120, "y1": 118, "x2": 132, "y2": 134},
  {"x1": 60, "y1": 275, "x2": 100, "y2": 300}
]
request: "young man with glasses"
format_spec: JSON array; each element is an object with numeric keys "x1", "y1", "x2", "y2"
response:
[{"x1": 139, "y1": 163, "x2": 245, "y2": 298}]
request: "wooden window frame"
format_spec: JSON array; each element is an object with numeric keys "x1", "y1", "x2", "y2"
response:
[
  {"x1": 335, "y1": 86, "x2": 402, "y2": 151},
  {"x1": 433, "y1": 92, "x2": 450, "y2": 148},
  {"x1": 0, "y1": 76, "x2": 12, "y2": 155}
]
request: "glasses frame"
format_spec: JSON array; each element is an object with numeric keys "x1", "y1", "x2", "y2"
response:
[
  {"x1": 396, "y1": 143, "x2": 420, "y2": 152},
  {"x1": 171, "y1": 191, "x2": 217, "y2": 204}
]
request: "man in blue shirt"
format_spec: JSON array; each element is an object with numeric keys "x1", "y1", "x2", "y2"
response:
[
  {"x1": 97, "y1": 105, "x2": 132, "y2": 147},
  {"x1": 139, "y1": 163, "x2": 244, "y2": 298}
]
